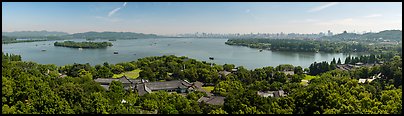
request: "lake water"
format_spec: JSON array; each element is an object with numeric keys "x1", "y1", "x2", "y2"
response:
[{"x1": 2, "y1": 38, "x2": 358, "y2": 69}]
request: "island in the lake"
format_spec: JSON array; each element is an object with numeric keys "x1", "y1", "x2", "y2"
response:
[{"x1": 54, "y1": 41, "x2": 113, "y2": 48}]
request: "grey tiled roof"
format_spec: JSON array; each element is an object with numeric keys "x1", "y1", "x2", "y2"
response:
[
  {"x1": 135, "y1": 80, "x2": 195, "y2": 96},
  {"x1": 136, "y1": 83, "x2": 147, "y2": 96},
  {"x1": 118, "y1": 76, "x2": 132, "y2": 84},
  {"x1": 94, "y1": 78, "x2": 119, "y2": 84},
  {"x1": 100, "y1": 85, "x2": 110, "y2": 90},
  {"x1": 218, "y1": 71, "x2": 231, "y2": 76},
  {"x1": 193, "y1": 81, "x2": 203, "y2": 88},
  {"x1": 144, "y1": 80, "x2": 192, "y2": 90},
  {"x1": 128, "y1": 79, "x2": 142, "y2": 84},
  {"x1": 94, "y1": 76, "x2": 142, "y2": 85},
  {"x1": 197, "y1": 96, "x2": 225, "y2": 105}
]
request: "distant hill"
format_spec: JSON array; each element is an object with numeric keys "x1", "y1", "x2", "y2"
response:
[
  {"x1": 361, "y1": 30, "x2": 402, "y2": 41},
  {"x1": 69, "y1": 31, "x2": 160, "y2": 39},
  {"x1": 322, "y1": 30, "x2": 402, "y2": 41},
  {"x1": 2, "y1": 30, "x2": 69, "y2": 37}
]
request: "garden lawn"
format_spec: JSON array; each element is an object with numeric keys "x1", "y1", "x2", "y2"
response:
[
  {"x1": 113, "y1": 69, "x2": 142, "y2": 79},
  {"x1": 202, "y1": 86, "x2": 215, "y2": 93},
  {"x1": 300, "y1": 74, "x2": 319, "y2": 85}
]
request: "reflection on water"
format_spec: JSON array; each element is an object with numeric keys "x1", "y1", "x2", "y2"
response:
[{"x1": 2, "y1": 38, "x2": 358, "y2": 69}]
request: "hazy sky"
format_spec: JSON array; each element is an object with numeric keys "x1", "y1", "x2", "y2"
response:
[{"x1": 2, "y1": 2, "x2": 402, "y2": 35}]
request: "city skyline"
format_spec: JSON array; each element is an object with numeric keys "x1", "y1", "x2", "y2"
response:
[{"x1": 2, "y1": 2, "x2": 402, "y2": 35}]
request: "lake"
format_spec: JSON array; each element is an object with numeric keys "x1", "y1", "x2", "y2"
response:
[{"x1": 2, "y1": 38, "x2": 358, "y2": 69}]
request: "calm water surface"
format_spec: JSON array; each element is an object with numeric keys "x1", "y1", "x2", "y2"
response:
[{"x1": 2, "y1": 38, "x2": 358, "y2": 69}]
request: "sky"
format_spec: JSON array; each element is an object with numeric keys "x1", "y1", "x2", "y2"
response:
[{"x1": 2, "y1": 2, "x2": 402, "y2": 35}]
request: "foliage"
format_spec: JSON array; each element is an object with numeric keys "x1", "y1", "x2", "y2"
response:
[
  {"x1": 54, "y1": 41, "x2": 113, "y2": 48},
  {"x1": 225, "y1": 37, "x2": 401, "y2": 54},
  {"x1": 2, "y1": 52, "x2": 402, "y2": 114}
]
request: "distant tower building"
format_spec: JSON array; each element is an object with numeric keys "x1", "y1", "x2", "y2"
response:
[{"x1": 327, "y1": 30, "x2": 333, "y2": 36}]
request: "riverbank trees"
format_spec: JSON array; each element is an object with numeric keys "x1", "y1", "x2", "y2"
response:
[{"x1": 225, "y1": 38, "x2": 401, "y2": 54}]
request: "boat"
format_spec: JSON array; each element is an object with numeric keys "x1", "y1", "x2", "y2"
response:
[
  {"x1": 259, "y1": 49, "x2": 263, "y2": 52},
  {"x1": 209, "y1": 57, "x2": 214, "y2": 60},
  {"x1": 78, "y1": 48, "x2": 83, "y2": 50},
  {"x1": 114, "y1": 51, "x2": 119, "y2": 54},
  {"x1": 41, "y1": 49, "x2": 46, "y2": 51}
]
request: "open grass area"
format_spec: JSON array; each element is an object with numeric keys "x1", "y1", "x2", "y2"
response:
[
  {"x1": 300, "y1": 74, "x2": 319, "y2": 85},
  {"x1": 300, "y1": 80, "x2": 309, "y2": 85},
  {"x1": 202, "y1": 86, "x2": 215, "y2": 93},
  {"x1": 303, "y1": 74, "x2": 318, "y2": 80},
  {"x1": 113, "y1": 69, "x2": 142, "y2": 79}
]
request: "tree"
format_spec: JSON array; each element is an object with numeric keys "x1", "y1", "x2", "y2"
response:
[
  {"x1": 94, "y1": 66, "x2": 113, "y2": 79},
  {"x1": 337, "y1": 58, "x2": 342, "y2": 65},
  {"x1": 160, "y1": 104, "x2": 179, "y2": 114},
  {"x1": 108, "y1": 81, "x2": 125, "y2": 104},
  {"x1": 84, "y1": 92, "x2": 110, "y2": 114},
  {"x1": 223, "y1": 64, "x2": 235, "y2": 72},
  {"x1": 111, "y1": 65, "x2": 124, "y2": 74},
  {"x1": 208, "y1": 108, "x2": 228, "y2": 114},
  {"x1": 212, "y1": 80, "x2": 244, "y2": 97},
  {"x1": 345, "y1": 56, "x2": 351, "y2": 64},
  {"x1": 139, "y1": 67, "x2": 155, "y2": 81},
  {"x1": 331, "y1": 58, "x2": 336, "y2": 65},
  {"x1": 294, "y1": 66, "x2": 303, "y2": 75}
]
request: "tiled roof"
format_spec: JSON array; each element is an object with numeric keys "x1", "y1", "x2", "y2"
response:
[
  {"x1": 118, "y1": 76, "x2": 132, "y2": 84},
  {"x1": 135, "y1": 80, "x2": 195, "y2": 96},
  {"x1": 218, "y1": 71, "x2": 231, "y2": 76},
  {"x1": 136, "y1": 83, "x2": 148, "y2": 96},
  {"x1": 145, "y1": 80, "x2": 191, "y2": 90},
  {"x1": 100, "y1": 85, "x2": 110, "y2": 90},
  {"x1": 94, "y1": 78, "x2": 119, "y2": 84},
  {"x1": 128, "y1": 79, "x2": 142, "y2": 84},
  {"x1": 197, "y1": 96, "x2": 225, "y2": 105},
  {"x1": 94, "y1": 76, "x2": 142, "y2": 85}
]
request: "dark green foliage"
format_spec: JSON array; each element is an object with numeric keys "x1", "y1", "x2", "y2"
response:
[
  {"x1": 94, "y1": 65, "x2": 114, "y2": 79},
  {"x1": 293, "y1": 66, "x2": 303, "y2": 75},
  {"x1": 54, "y1": 41, "x2": 113, "y2": 48},
  {"x1": 59, "y1": 63, "x2": 95, "y2": 77},
  {"x1": 225, "y1": 36, "x2": 401, "y2": 54},
  {"x1": 2, "y1": 52, "x2": 402, "y2": 114},
  {"x1": 309, "y1": 61, "x2": 334, "y2": 75}
]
